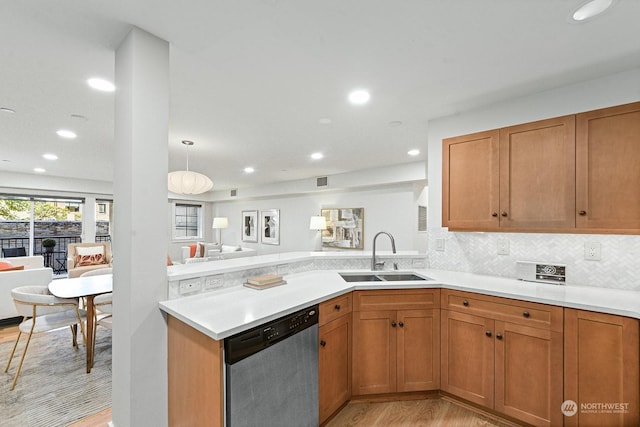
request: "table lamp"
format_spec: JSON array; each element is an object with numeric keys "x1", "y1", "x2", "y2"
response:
[
  {"x1": 212, "y1": 217, "x2": 229, "y2": 246},
  {"x1": 309, "y1": 216, "x2": 327, "y2": 251}
]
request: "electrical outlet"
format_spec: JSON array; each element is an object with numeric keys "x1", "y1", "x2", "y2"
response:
[
  {"x1": 179, "y1": 278, "x2": 202, "y2": 294},
  {"x1": 435, "y1": 238, "x2": 445, "y2": 252},
  {"x1": 584, "y1": 242, "x2": 601, "y2": 261},
  {"x1": 277, "y1": 264, "x2": 290, "y2": 275},
  {"x1": 205, "y1": 274, "x2": 223, "y2": 290},
  {"x1": 497, "y1": 239, "x2": 510, "y2": 255},
  {"x1": 412, "y1": 258, "x2": 426, "y2": 269}
]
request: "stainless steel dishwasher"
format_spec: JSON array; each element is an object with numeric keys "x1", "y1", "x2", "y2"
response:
[{"x1": 224, "y1": 305, "x2": 319, "y2": 427}]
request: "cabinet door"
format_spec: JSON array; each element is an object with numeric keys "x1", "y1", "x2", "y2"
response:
[
  {"x1": 442, "y1": 130, "x2": 500, "y2": 230},
  {"x1": 441, "y1": 310, "x2": 494, "y2": 407},
  {"x1": 168, "y1": 315, "x2": 223, "y2": 427},
  {"x1": 564, "y1": 309, "x2": 640, "y2": 427},
  {"x1": 576, "y1": 102, "x2": 640, "y2": 231},
  {"x1": 397, "y1": 309, "x2": 440, "y2": 392},
  {"x1": 494, "y1": 321, "x2": 563, "y2": 427},
  {"x1": 319, "y1": 314, "x2": 351, "y2": 424},
  {"x1": 499, "y1": 115, "x2": 576, "y2": 229},
  {"x1": 352, "y1": 310, "x2": 396, "y2": 395}
]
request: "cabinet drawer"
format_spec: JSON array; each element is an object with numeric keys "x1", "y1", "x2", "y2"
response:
[
  {"x1": 319, "y1": 293, "x2": 352, "y2": 326},
  {"x1": 354, "y1": 289, "x2": 440, "y2": 311},
  {"x1": 442, "y1": 290, "x2": 562, "y2": 332}
]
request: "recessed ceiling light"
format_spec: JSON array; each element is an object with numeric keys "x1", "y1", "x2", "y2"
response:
[
  {"x1": 311, "y1": 152, "x2": 324, "y2": 160},
  {"x1": 0, "y1": 107, "x2": 16, "y2": 114},
  {"x1": 318, "y1": 118, "x2": 332, "y2": 125},
  {"x1": 56, "y1": 129, "x2": 77, "y2": 139},
  {"x1": 244, "y1": 167, "x2": 255, "y2": 174},
  {"x1": 348, "y1": 89, "x2": 370, "y2": 105},
  {"x1": 2, "y1": 159, "x2": 11, "y2": 163},
  {"x1": 389, "y1": 121, "x2": 403, "y2": 127},
  {"x1": 43, "y1": 153, "x2": 58, "y2": 160},
  {"x1": 408, "y1": 149, "x2": 420, "y2": 156},
  {"x1": 571, "y1": 0, "x2": 613, "y2": 21},
  {"x1": 34, "y1": 167, "x2": 46, "y2": 173},
  {"x1": 87, "y1": 78, "x2": 116, "y2": 92}
]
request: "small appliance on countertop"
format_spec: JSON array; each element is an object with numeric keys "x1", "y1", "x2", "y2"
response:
[{"x1": 516, "y1": 261, "x2": 566, "y2": 285}]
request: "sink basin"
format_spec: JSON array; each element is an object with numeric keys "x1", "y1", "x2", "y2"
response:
[
  {"x1": 339, "y1": 273, "x2": 383, "y2": 282},
  {"x1": 339, "y1": 272, "x2": 432, "y2": 283},
  {"x1": 376, "y1": 273, "x2": 429, "y2": 281}
]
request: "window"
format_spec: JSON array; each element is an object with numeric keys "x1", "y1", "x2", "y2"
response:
[
  {"x1": 172, "y1": 202, "x2": 203, "y2": 240},
  {"x1": 96, "y1": 200, "x2": 112, "y2": 242}
]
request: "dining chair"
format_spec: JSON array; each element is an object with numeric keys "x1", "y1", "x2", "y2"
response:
[
  {"x1": 4, "y1": 285, "x2": 87, "y2": 390},
  {"x1": 80, "y1": 268, "x2": 112, "y2": 356},
  {"x1": 2, "y1": 247, "x2": 27, "y2": 257}
]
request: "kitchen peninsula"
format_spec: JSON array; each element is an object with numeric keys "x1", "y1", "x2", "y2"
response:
[{"x1": 160, "y1": 252, "x2": 640, "y2": 427}]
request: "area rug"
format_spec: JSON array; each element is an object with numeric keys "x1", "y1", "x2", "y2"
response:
[{"x1": 0, "y1": 326, "x2": 112, "y2": 427}]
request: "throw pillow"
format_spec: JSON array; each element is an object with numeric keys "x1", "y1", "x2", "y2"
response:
[
  {"x1": 0, "y1": 261, "x2": 25, "y2": 272},
  {"x1": 196, "y1": 242, "x2": 206, "y2": 258},
  {"x1": 76, "y1": 246, "x2": 104, "y2": 256},
  {"x1": 189, "y1": 244, "x2": 197, "y2": 258},
  {"x1": 76, "y1": 253, "x2": 106, "y2": 267},
  {"x1": 167, "y1": 255, "x2": 173, "y2": 266}
]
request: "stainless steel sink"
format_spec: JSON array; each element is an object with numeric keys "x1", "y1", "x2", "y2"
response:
[
  {"x1": 376, "y1": 273, "x2": 429, "y2": 281},
  {"x1": 339, "y1": 272, "x2": 432, "y2": 283},
  {"x1": 339, "y1": 273, "x2": 383, "y2": 282}
]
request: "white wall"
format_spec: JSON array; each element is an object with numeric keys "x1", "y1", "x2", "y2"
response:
[
  {"x1": 213, "y1": 182, "x2": 427, "y2": 255},
  {"x1": 427, "y1": 67, "x2": 640, "y2": 290}
]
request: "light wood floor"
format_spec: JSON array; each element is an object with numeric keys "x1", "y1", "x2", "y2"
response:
[{"x1": 326, "y1": 398, "x2": 517, "y2": 427}]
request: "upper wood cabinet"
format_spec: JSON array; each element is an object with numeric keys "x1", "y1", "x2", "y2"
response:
[
  {"x1": 442, "y1": 130, "x2": 500, "y2": 230},
  {"x1": 576, "y1": 102, "x2": 640, "y2": 232},
  {"x1": 499, "y1": 116, "x2": 576, "y2": 229},
  {"x1": 443, "y1": 101, "x2": 640, "y2": 233}
]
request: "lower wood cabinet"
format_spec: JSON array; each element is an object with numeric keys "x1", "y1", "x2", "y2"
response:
[
  {"x1": 168, "y1": 315, "x2": 224, "y2": 427},
  {"x1": 165, "y1": 287, "x2": 640, "y2": 427},
  {"x1": 319, "y1": 294, "x2": 352, "y2": 424},
  {"x1": 441, "y1": 290, "x2": 563, "y2": 427},
  {"x1": 352, "y1": 290, "x2": 440, "y2": 396},
  {"x1": 564, "y1": 308, "x2": 639, "y2": 427}
]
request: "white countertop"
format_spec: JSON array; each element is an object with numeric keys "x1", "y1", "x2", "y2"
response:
[
  {"x1": 159, "y1": 268, "x2": 640, "y2": 341},
  {"x1": 167, "y1": 250, "x2": 424, "y2": 281}
]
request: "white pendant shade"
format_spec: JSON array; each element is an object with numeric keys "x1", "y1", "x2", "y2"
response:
[
  {"x1": 168, "y1": 170, "x2": 213, "y2": 194},
  {"x1": 168, "y1": 140, "x2": 214, "y2": 194}
]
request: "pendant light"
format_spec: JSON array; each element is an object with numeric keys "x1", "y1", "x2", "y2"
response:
[{"x1": 168, "y1": 140, "x2": 214, "y2": 194}]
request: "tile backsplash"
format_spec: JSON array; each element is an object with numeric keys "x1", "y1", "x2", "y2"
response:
[{"x1": 428, "y1": 228, "x2": 640, "y2": 291}]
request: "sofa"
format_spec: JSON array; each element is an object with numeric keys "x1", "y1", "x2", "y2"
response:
[
  {"x1": 181, "y1": 244, "x2": 256, "y2": 264},
  {"x1": 67, "y1": 242, "x2": 113, "y2": 278},
  {"x1": 0, "y1": 256, "x2": 53, "y2": 321}
]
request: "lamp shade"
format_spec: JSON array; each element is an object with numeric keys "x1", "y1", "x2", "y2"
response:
[
  {"x1": 168, "y1": 170, "x2": 213, "y2": 195},
  {"x1": 212, "y1": 217, "x2": 229, "y2": 229},
  {"x1": 309, "y1": 216, "x2": 327, "y2": 230}
]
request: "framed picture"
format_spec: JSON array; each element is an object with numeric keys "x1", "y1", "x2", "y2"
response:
[
  {"x1": 261, "y1": 209, "x2": 280, "y2": 245},
  {"x1": 321, "y1": 208, "x2": 364, "y2": 249},
  {"x1": 241, "y1": 210, "x2": 258, "y2": 242}
]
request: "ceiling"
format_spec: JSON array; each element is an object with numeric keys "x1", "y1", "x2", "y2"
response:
[{"x1": 1, "y1": 1, "x2": 639, "y2": 191}]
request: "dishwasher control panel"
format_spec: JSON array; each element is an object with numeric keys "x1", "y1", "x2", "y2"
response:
[{"x1": 225, "y1": 305, "x2": 318, "y2": 364}]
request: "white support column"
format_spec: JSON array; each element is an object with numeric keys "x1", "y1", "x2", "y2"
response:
[{"x1": 113, "y1": 27, "x2": 169, "y2": 427}]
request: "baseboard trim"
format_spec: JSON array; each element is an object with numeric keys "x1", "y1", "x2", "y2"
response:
[{"x1": 440, "y1": 392, "x2": 530, "y2": 427}]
